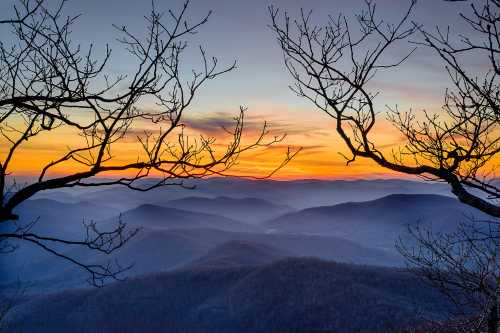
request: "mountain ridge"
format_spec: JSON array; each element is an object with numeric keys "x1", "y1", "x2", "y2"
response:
[{"x1": 5, "y1": 257, "x2": 454, "y2": 333}]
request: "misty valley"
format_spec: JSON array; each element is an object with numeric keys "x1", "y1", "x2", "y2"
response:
[{"x1": 1, "y1": 179, "x2": 490, "y2": 332}]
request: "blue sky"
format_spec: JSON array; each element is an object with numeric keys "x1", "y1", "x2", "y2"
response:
[{"x1": 0, "y1": 0, "x2": 473, "y2": 111}]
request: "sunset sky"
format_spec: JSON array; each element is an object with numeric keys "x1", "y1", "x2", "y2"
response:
[{"x1": 0, "y1": 0, "x2": 488, "y2": 180}]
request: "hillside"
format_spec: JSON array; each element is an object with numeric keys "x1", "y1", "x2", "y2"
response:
[
  {"x1": 180, "y1": 240, "x2": 293, "y2": 270},
  {"x1": 38, "y1": 178, "x2": 454, "y2": 210},
  {"x1": 0, "y1": 199, "x2": 119, "y2": 281},
  {"x1": 6, "y1": 198, "x2": 118, "y2": 236},
  {"x1": 5, "y1": 258, "x2": 453, "y2": 333},
  {"x1": 1, "y1": 227, "x2": 402, "y2": 293},
  {"x1": 1, "y1": 201, "x2": 256, "y2": 285},
  {"x1": 163, "y1": 196, "x2": 294, "y2": 224},
  {"x1": 104, "y1": 203, "x2": 260, "y2": 232},
  {"x1": 266, "y1": 194, "x2": 488, "y2": 251}
]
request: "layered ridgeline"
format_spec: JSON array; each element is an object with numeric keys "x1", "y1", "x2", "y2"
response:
[
  {"x1": 1, "y1": 226, "x2": 402, "y2": 293},
  {"x1": 5, "y1": 258, "x2": 453, "y2": 333},
  {"x1": 162, "y1": 196, "x2": 294, "y2": 224},
  {"x1": 1, "y1": 179, "x2": 483, "y2": 331},
  {"x1": 31, "y1": 178, "x2": 454, "y2": 210},
  {"x1": 265, "y1": 194, "x2": 489, "y2": 252},
  {"x1": 2, "y1": 187, "x2": 486, "y2": 293}
]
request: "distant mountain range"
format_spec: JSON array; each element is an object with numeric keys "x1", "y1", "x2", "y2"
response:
[
  {"x1": 3, "y1": 179, "x2": 484, "y2": 332},
  {"x1": 162, "y1": 196, "x2": 294, "y2": 224},
  {"x1": 4, "y1": 258, "x2": 454, "y2": 333},
  {"x1": 32, "y1": 178, "x2": 455, "y2": 210},
  {"x1": 3, "y1": 191, "x2": 484, "y2": 292},
  {"x1": 266, "y1": 194, "x2": 488, "y2": 251},
  {"x1": 179, "y1": 240, "x2": 293, "y2": 270},
  {"x1": 0, "y1": 199, "x2": 120, "y2": 276},
  {"x1": 8, "y1": 198, "x2": 118, "y2": 236},
  {"x1": 1, "y1": 226, "x2": 402, "y2": 293},
  {"x1": 105, "y1": 203, "x2": 260, "y2": 232}
]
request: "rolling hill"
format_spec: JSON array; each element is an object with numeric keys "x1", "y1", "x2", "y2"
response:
[
  {"x1": 162, "y1": 196, "x2": 294, "y2": 224},
  {"x1": 103, "y1": 203, "x2": 260, "y2": 233},
  {"x1": 6, "y1": 198, "x2": 118, "y2": 235},
  {"x1": 2, "y1": 200, "x2": 260, "y2": 289},
  {"x1": 180, "y1": 240, "x2": 293, "y2": 270},
  {"x1": 4, "y1": 258, "x2": 454, "y2": 333},
  {"x1": 0, "y1": 199, "x2": 120, "y2": 281},
  {"x1": 37, "y1": 178, "x2": 455, "y2": 210},
  {"x1": 266, "y1": 194, "x2": 488, "y2": 251},
  {"x1": 1, "y1": 227, "x2": 402, "y2": 293}
]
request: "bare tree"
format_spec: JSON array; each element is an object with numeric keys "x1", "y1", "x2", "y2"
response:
[
  {"x1": 0, "y1": 0, "x2": 294, "y2": 286},
  {"x1": 397, "y1": 219, "x2": 499, "y2": 332},
  {"x1": 270, "y1": 0, "x2": 499, "y2": 217},
  {"x1": 271, "y1": 0, "x2": 499, "y2": 331}
]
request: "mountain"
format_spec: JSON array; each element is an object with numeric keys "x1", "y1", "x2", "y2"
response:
[
  {"x1": 266, "y1": 194, "x2": 488, "y2": 252},
  {"x1": 104, "y1": 204, "x2": 260, "y2": 232},
  {"x1": 41, "y1": 178, "x2": 454, "y2": 210},
  {"x1": 170, "y1": 228, "x2": 402, "y2": 267},
  {"x1": 162, "y1": 196, "x2": 294, "y2": 224},
  {"x1": 7, "y1": 198, "x2": 118, "y2": 235},
  {"x1": 180, "y1": 240, "x2": 293, "y2": 270},
  {"x1": 1, "y1": 227, "x2": 402, "y2": 293},
  {"x1": 2, "y1": 228, "x2": 216, "y2": 291},
  {"x1": 1, "y1": 199, "x2": 258, "y2": 281},
  {"x1": 0, "y1": 199, "x2": 119, "y2": 281},
  {"x1": 167, "y1": 178, "x2": 454, "y2": 209},
  {"x1": 29, "y1": 188, "x2": 105, "y2": 204},
  {"x1": 4, "y1": 258, "x2": 454, "y2": 333},
  {"x1": 3, "y1": 200, "x2": 257, "y2": 289}
]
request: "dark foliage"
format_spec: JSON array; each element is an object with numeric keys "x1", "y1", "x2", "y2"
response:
[{"x1": 4, "y1": 258, "x2": 454, "y2": 333}]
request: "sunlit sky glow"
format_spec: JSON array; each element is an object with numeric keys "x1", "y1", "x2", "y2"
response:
[{"x1": 1, "y1": 0, "x2": 495, "y2": 180}]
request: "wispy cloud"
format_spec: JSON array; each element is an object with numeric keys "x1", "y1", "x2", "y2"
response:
[{"x1": 182, "y1": 111, "x2": 326, "y2": 138}]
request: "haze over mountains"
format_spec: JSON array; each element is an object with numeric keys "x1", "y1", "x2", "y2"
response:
[
  {"x1": 1, "y1": 223, "x2": 403, "y2": 292},
  {"x1": 31, "y1": 177, "x2": 455, "y2": 209},
  {"x1": 1, "y1": 178, "x2": 488, "y2": 332},
  {"x1": 107, "y1": 203, "x2": 260, "y2": 232},
  {"x1": 162, "y1": 196, "x2": 294, "y2": 224},
  {"x1": 267, "y1": 193, "x2": 489, "y2": 252}
]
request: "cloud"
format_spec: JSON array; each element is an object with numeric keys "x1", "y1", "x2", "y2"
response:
[
  {"x1": 182, "y1": 112, "x2": 258, "y2": 136},
  {"x1": 182, "y1": 111, "x2": 327, "y2": 139}
]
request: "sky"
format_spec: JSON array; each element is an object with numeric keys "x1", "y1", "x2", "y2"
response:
[{"x1": 0, "y1": 0, "x2": 490, "y2": 180}]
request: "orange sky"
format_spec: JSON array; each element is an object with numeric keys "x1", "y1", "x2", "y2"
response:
[
  {"x1": 0, "y1": 106, "x2": 429, "y2": 181},
  {"x1": 4, "y1": 102, "x2": 499, "y2": 182},
  {"x1": 1, "y1": 0, "x2": 496, "y2": 182}
]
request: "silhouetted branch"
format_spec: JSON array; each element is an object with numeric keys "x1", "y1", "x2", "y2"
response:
[
  {"x1": 270, "y1": 0, "x2": 500, "y2": 217},
  {"x1": 272, "y1": 1, "x2": 500, "y2": 330},
  {"x1": 0, "y1": 0, "x2": 293, "y2": 285},
  {"x1": 1, "y1": 215, "x2": 140, "y2": 287},
  {"x1": 397, "y1": 218, "x2": 499, "y2": 332}
]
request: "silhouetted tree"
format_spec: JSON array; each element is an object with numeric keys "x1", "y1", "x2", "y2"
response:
[
  {"x1": 270, "y1": 0, "x2": 499, "y2": 217},
  {"x1": 397, "y1": 219, "x2": 499, "y2": 332},
  {"x1": 271, "y1": 0, "x2": 499, "y2": 331},
  {"x1": 0, "y1": 0, "x2": 294, "y2": 286}
]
